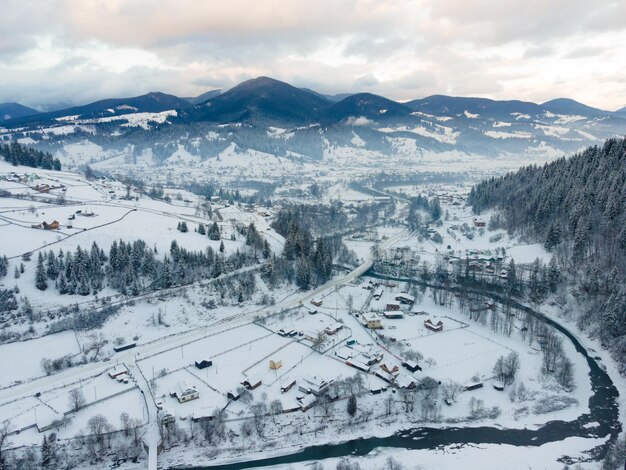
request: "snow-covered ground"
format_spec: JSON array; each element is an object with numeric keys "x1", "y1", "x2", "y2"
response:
[{"x1": 0, "y1": 160, "x2": 622, "y2": 470}]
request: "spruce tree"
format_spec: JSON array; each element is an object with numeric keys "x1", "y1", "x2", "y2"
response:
[{"x1": 35, "y1": 252, "x2": 48, "y2": 291}]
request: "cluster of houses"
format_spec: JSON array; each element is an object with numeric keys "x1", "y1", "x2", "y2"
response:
[
  {"x1": 335, "y1": 341, "x2": 421, "y2": 391},
  {"x1": 361, "y1": 292, "x2": 417, "y2": 329},
  {"x1": 31, "y1": 220, "x2": 60, "y2": 230},
  {"x1": 4, "y1": 171, "x2": 38, "y2": 183}
]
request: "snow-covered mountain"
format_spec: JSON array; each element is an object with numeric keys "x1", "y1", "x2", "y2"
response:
[
  {"x1": 0, "y1": 102, "x2": 40, "y2": 121},
  {"x1": 2, "y1": 77, "x2": 626, "y2": 168}
]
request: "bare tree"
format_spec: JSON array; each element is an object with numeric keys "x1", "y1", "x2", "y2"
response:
[
  {"x1": 270, "y1": 399, "x2": 283, "y2": 423},
  {"x1": 384, "y1": 456, "x2": 404, "y2": 470},
  {"x1": 384, "y1": 395, "x2": 394, "y2": 416},
  {"x1": 130, "y1": 418, "x2": 143, "y2": 447},
  {"x1": 0, "y1": 420, "x2": 12, "y2": 468},
  {"x1": 87, "y1": 414, "x2": 112, "y2": 456},
  {"x1": 250, "y1": 402, "x2": 267, "y2": 437},
  {"x1": 440, "y1": 381, "x2": 462, "y2": 403},
  {"x1": 85, "y1": 333, "x2": 107, "y2": 361},
  {"x1": 68, "y1": 388, "x2": 86, "y2": 412},
  {"x1": 319, "y1": 394, "x2": 334, "y2": 417},
  {"x1": 399, "y1": 389, "x2": 415, "y2": 413},
  {"x1": 120, "y1": 412, "x2": 131, "y2": 437}
]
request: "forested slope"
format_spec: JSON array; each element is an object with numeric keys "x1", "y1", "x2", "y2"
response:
[{"x1": 468, "y1": 137, "x2": 626, "y2": 372}]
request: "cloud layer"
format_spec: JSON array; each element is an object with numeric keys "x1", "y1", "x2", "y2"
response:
[{"x1": 1, "y1": 0, "x2": 625, "y2": 110}]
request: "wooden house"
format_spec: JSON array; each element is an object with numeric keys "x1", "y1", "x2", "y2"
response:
[{"x1": 424, "y1": 319, "x2": 443, "y2": 332}]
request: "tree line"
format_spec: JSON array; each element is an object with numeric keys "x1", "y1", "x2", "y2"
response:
[{"x1": 0, "y1": 142, "x2": 62, "y2": 171}]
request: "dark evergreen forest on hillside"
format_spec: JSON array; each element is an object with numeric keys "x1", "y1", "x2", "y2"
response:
[
  {"x1": 0, "y1": 142, "x2": 62, "y2": 170},
  {"x1": 468, "y1": 137, "x2": 626, "y2": 372}
]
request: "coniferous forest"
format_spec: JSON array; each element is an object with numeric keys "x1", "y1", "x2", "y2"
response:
[
  {"x1": 0, "y1": 142, "x2": 62, "y2": 171},
  {"x1": 468, "y1": 137, "x2": 626, "y2": 372}
]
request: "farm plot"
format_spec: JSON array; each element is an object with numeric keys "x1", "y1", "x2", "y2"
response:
[
  {"x1": 403, "y1": 327, "x2": 513, "y2": 383},
  {"x1": 0, "y1": 331, "x2": 81, "y2": 388}
]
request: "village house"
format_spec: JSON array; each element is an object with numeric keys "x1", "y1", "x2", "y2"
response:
[
  {"x1": 324, "y1": 322, "x2": 343, "y2": 335},
  {"x1": 375, "y1": 369, "x2": 395, "y2": 383},
  {"x1": 298, "y1": 375, "x2": 331, "y2": 396},
  {"x1": 303, "y1": 329, "x2": 325, "y2": 342},
  {"x1": 395, "y1": 293, "x2": 415, "y2": 305},
  {"x1": 173, "y1": 382, "x2": 199, "y2": 403},
  {"x1": 108, "y1": 365, "x2": 128, "y2": 379},
  {"x1": 159, "y1": 408, "x2": 176, "y2": 425},
  {"x1": 473, "y1": 218, "x2": 486, "y2": 228},
  {"x1": 424, "y1": 319, "x2": 444, "y2": 332},
  {"x1": 310, "y1": 298, "x2": 323, "y2": 307},
  {"x1": 363, "y1": 313, "x2": 382, "y2": 329},
  {"x1": 386, "y1": 301, "x2": 401, "y2": 311}
]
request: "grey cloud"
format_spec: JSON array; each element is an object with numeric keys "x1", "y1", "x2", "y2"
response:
[
  {"x1": 353, "y1": 74, "x2": 380, "y2": 89},
  {"x1": 523, "y1": 45, "x2": 554, "y2": 59},
  {"x1": 0, "y1": 0, "x2": 624, "y2": 109},
  {"x1": 563, "y1": 46, "x2": 606, "y2": 59}
]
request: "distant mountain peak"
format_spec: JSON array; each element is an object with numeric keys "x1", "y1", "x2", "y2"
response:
[{"x1": 0, "y1": 102, "x2": 40, "y2": 121}]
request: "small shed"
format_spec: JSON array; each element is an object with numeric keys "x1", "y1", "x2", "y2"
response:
[
  {"x1": 493, "y1": 382, "x2": 505, "y2": 391},
  {"x1": 241, "y1": 377, "x2": 262, "y2": 390},
  {"x1": 401, "y1": 361, "x2": 422, "y2": 373},
  {"x1": 396, "y1": 374, "x2": 417, "y2": 389},
  {"x1": 346, "y1": 359, "x2": 370, "y2": 373},
  {"x1": 380, "y1": 363, "x2": 399, "y2": 375},
  {"x1": 195, "y1": 359, "x2": 212, "y2": 370},
  {"x1": 324, "y1": 322, "x2": 343, "y2": 335},
  {"x1": 383, "y1": 311, "x2": 404, "y2": 319},
  {"x1": 310, "y1": 298, "x2": 323, "y2": 307},
  {"x1": 269, "y1": 360, "x2": 283, "y2": 370},
  {"x1": 108, "y1": 365, "x2": 129, "y2": 379},
  {"x1": 395, "y1": 293, "x2": 415, "y2": 305},
  {"x1": 299, "y1": 394, "x2": 318, "y2": 411},
  {"x1": 465, "y1": 382, "x2": 484, "y2": 391},
  {"x1": 280, "y1": 378, "x2": 296, "y2": 393}
]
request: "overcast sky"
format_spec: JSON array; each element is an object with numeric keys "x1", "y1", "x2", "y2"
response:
[{"x1": 1, "y1": 0, "x2": 625, "y2": 110}]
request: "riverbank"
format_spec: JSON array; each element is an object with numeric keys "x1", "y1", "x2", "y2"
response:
[{"x1": 153, "y1": 280, "x2": 621, "y2": 470}]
